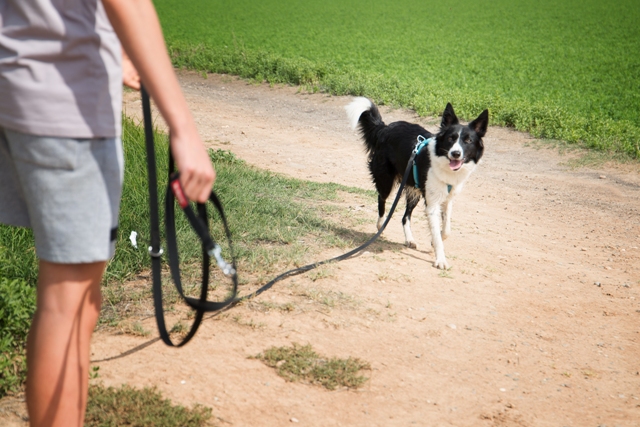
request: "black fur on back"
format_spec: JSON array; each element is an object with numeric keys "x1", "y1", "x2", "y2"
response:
[{"x1": 356, "y1": 105, "x2": 433, "y2": 190}]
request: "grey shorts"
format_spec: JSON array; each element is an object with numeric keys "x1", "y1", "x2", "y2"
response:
[{"x1": 0, "y1": 127, "x2": 124, "y2": 263}]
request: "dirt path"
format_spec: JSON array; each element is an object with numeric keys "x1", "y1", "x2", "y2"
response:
[{"x1": 5, "y1": 71, "x2": 640, "y2": 426}]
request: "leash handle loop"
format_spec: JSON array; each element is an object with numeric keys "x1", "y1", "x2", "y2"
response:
[{"x1": 142, "y1": 84, "x2": 238, "y2": 347}]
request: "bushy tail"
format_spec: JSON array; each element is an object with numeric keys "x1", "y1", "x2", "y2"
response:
[{"x1": 345, "y1": 97, "x2": 385, "y2": 155}]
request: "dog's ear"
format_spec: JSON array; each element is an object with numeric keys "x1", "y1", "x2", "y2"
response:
[
  {"x1": 469, "y1": 109, "x2": 489, "y2": 138},
  {"x1": 441, "y1": 103, "x2": 459, "y2": 128}
]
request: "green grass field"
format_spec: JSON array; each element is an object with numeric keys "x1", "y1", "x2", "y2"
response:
[{"x1": 156, "y1": 0, "x2": 640, "y2": 159}]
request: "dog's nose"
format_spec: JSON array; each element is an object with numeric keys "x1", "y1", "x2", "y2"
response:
[{"x1": 450, "y1": 150, "x2": 462, "y2": 159}]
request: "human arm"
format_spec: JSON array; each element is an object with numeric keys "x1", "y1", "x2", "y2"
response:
[{"x1": 102, "y1": 0, "x2": 214, "y2": 203}]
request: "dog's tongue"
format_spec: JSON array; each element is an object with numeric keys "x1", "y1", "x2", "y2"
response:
[{"x1": 449, "y1": 159, "x2": 463, "y2": 171}]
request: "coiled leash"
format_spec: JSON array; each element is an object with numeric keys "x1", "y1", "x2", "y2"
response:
[{"x1": 142, "y1": 85, "x2": 238, "y2": 347}]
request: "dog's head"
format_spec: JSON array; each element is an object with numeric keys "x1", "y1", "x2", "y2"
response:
[{"x1": 434, "y1": 103, "x2": 488, "y2": 171}]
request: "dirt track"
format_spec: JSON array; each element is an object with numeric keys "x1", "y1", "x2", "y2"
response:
[{"x1": 4, "y1": 71, "x2": 640, "y2": 426}]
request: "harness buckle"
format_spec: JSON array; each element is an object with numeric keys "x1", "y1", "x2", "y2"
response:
[{"x1": 208, "y1": 243, "x2": 236, "y2": 277}]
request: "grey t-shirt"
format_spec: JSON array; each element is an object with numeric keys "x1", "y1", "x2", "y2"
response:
[{"x1": 0, "y1": 0, "x2": 122, "y2": 138}]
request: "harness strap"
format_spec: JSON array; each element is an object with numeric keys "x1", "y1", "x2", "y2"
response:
[
  {"x1": 413, "y1": 135, "x2": 453, "y2": 193},
  {"x1": 413, "y1": 136, "x2": 432, "y2": 188}
]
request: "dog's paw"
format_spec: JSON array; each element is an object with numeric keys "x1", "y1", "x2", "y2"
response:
[
  {"x1": 405, "y1": 241, "x2": 417, "y2": 249},
  {"x1": 433, "y1": 258, "x2": 450, "y2": 270}
]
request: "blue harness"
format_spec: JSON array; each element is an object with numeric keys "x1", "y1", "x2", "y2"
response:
[{"x1": 413, "y1": 135, "x2": 452, "y2": 193}]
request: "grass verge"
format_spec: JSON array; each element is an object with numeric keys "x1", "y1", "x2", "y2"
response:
[
  {"x1": 113, "y1": 116, "x2": 373, "y2": 281},
  {"x1": 253, "y1": 343, "x2": 371, "y2": 390},
  {"x1": 102, "y1": 116, "x2": 374, "y2": 324}
]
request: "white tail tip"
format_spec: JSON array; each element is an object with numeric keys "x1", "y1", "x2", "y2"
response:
[{"x1": 345, "y1": 97, "x2": 373, "y2": 130}]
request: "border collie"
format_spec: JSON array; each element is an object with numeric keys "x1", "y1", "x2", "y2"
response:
[{"x1": 345, "y1": 97, "x2": 488, "y2": 269}]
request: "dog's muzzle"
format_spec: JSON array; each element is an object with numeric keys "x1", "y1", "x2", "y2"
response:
[{"x1": 449, "y1": 150, "x2": 463, "y2": 171}]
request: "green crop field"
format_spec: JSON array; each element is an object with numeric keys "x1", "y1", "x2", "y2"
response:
[{"x1": 155, "y1": 0, "x2": 640, "y2": 159}]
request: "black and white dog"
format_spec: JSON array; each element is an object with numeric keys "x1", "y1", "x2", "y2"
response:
[{"x1": 346, "y1": 97, "x2": 488, "y2": 269}]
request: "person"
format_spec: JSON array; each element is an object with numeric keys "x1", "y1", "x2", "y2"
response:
[{"x1": 0, "y1": 1, "x2": 215, "y2": 426}]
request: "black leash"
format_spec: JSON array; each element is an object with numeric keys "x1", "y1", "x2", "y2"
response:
[
  {"x1": 142, "y1": 84, "x2": 418, "y2": 344},
  {"x1": 142, "y1": 85, "x2": 238, "y2": 347},
  {"x1": 232, "y1": 142, "x2": 419, "y2": 304}
]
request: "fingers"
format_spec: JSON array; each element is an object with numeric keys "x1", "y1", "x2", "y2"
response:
[
  {"x1": 170, "y1": 132, "x2": 216, "y2": 203},
  {"x1": 179, "y1": 165, "x2": 216, "y2": 203},
  {"x1": 122, "y1": 49, "x2": 141, "y2": 90},
  {"x1": 123, "y1": 69, "x2": 141, "y2": 89}
]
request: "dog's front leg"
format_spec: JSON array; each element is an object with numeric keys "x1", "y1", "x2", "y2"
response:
[
  {"x1": 441, "y1": 192, "x2": 455, "y2": 240},
  {"x1": 426, "y1": 204, "x2": 449, "y2": 269}
]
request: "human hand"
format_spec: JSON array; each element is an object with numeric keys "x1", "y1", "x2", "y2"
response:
[
  {"x1": 122, "y1": 50, "x2": 140, "y2": 90},
  {"x1": 170, "y1": 129, "x2": 216, "y2": 203}
]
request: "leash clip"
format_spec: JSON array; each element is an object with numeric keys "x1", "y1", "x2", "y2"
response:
[
  {"x1": 208, "y1": 244, "x2": 236, "y2": 277},
  {"x1": 414, "y1": 135, "x2": 428, "y2": 155}
]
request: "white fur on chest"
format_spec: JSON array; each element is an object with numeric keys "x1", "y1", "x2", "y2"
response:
[{"x1": 426, "y1": 142, "x2": 477, "y2": 200}]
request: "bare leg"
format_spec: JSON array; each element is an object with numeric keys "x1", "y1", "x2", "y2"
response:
[{"x1": 26, "y1": 260, "x2": 105, "y2": 427}]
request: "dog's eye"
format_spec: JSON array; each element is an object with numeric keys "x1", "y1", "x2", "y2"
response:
[
  {"x1": 464, "y1": 137, "x2": 471, "y2": 144},
  {"x1": 449, "y1": 134, "x2": 457, "y2": 142}
]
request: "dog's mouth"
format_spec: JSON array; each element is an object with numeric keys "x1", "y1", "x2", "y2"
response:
[{"x1": 449, "y1": 159, "x2": 464, "y2": 171}]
